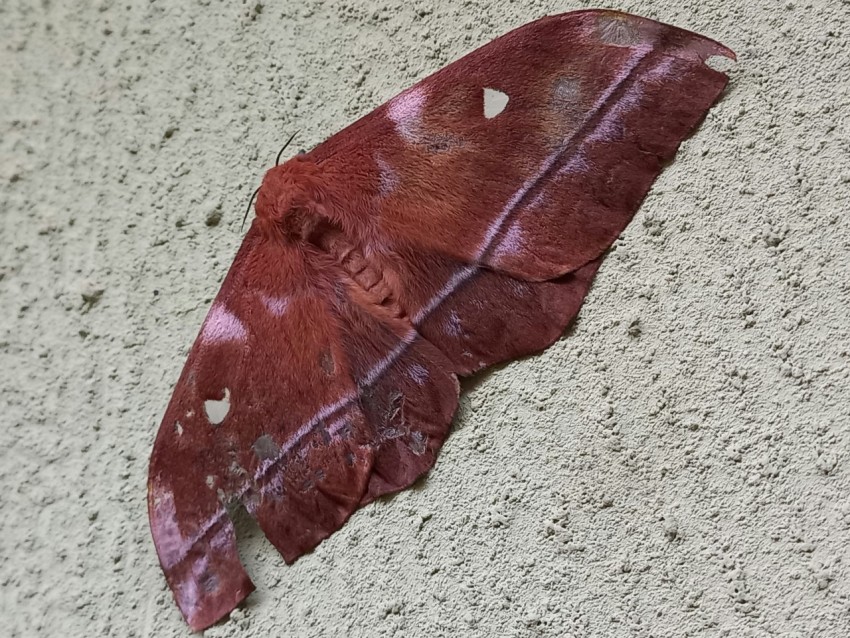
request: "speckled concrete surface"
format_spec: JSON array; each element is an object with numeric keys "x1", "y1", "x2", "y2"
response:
[{"x1": 2, "y1": 1, "x2": 849, "y2": 636}]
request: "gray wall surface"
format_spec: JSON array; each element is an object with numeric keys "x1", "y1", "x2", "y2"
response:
[{"x1": 2, "y1": 1, "x2": 848, "y2": 636}]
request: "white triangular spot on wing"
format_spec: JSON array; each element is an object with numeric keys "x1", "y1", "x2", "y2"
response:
[
  {"x1": 483, "y1": 88, "x2": 509, "y2": 119},
  {"x1": 204, "y1": 388, "x2": 231, "y2": 426}
]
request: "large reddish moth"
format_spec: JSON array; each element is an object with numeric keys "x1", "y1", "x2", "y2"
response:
[{"x1": 148, "y1": 10, "x2": 734, "y2": 631}]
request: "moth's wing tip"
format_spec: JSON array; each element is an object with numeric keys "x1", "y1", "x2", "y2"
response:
[
  {"x1": 184, "y1": 575, "x2": 255, "y2": 632},
  {"x1": 148, "y1": 473, "x2": 255, "y2": 632},
  {"x1": 559, "y1": 8, "x2": 736, "y2": 66},
  {"x1": 686, "y1": 36, "x2": 737, "y2": 66}
]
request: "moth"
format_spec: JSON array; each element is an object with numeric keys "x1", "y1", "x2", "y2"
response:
[{"x1": 148, "y1": 10, "x2": 734, "y2": 631}]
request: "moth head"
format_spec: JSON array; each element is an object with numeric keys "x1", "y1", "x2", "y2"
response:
[{"x1": 254, "y1": 156, "x2": 340, "y2": 245}]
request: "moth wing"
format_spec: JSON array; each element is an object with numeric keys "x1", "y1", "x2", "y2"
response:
[
  {"x1": 148, "y1": 229, "x2": 458, "y2": 631},
  {"x1": 306, "y1": 9, "x2": 733, "y2": 373},
  {"x1": 313, "y1": 10, "x2": 733, "y2": 280}
]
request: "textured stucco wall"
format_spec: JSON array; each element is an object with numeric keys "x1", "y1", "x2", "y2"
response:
[{"x1": 2, "y1": 1, "x2": 849, "y2": 636}]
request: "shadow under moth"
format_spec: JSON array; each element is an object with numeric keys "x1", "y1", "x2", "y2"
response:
[{"x1": 147, "y1": 9, "x2": 735, "y2": 631}]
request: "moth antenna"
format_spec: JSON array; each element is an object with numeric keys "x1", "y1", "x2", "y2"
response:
[
  {"x1": 275, "y1": 131, "x2": 300, "y2": 166},
  {"x1": 240, "y1": 131, "x2": 300, "y2": 231},
  {"x1": 241, "y1": 186, "x2": 261, "y2": 232}
]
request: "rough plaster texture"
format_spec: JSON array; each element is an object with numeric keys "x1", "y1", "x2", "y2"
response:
[{"x1": 2, "y1": 0, "x2": 849, "y2": 636}]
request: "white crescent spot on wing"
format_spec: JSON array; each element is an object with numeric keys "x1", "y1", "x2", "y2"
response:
[
  {"x1": 201, "y1": 304, "x2": 247, "y2": 344},
  {"x1": 149, "y1": 487, "x2": 183, "y2": 569},
  {"x1": 376, "y1": 155, "x2": 400, "y2": 197},
  {"x1": 261, "y1": 294, "x2": 290, "y2": 317},
  {"x1": 388, "y1": 86, "x2": 426, "y2": 143}
]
